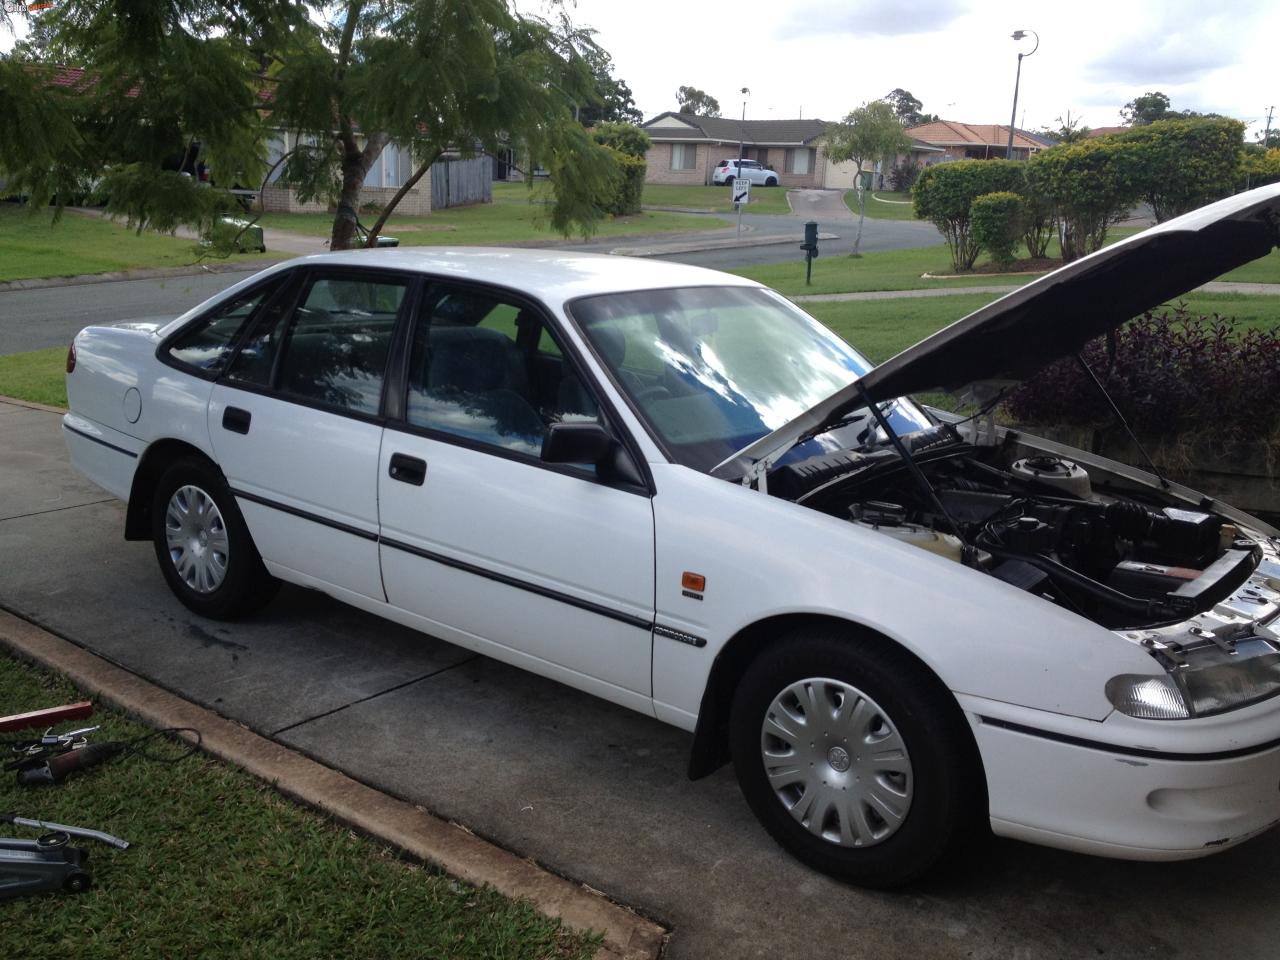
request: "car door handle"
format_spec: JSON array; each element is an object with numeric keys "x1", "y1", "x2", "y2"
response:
[
  {"x1": 388, "y1": 453, "x2": 426, "y2": 486},
  {"x1": 222, "y1": 406, "x2": 252, "y2": 435}
]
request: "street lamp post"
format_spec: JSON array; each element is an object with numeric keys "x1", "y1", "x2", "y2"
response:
[
  {"x1": 736, "y1": 87, "x2": 751, "y2": 172},
  {"x1": 1006, "y1": 30, "x2": 1039, "y2": 158}
]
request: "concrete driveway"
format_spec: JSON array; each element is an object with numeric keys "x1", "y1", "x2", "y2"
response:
[{"x1": 3, "y1": 399, "x2": 1280, "y2": 959}]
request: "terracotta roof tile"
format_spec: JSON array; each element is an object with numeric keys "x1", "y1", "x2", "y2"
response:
[{"x1": 906, "y1": 119, "x2": 1042, "y2": 150}]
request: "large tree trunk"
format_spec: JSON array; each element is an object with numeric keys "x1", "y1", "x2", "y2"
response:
[{"x1": 329, "y1": 131, "x2": 388, "y2": 251}]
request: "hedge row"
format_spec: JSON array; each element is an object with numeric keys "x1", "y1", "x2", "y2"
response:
[{"x1": 912, "y1": 117, "x2": 1248, "y2": 271}]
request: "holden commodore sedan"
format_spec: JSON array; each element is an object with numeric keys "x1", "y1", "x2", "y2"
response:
[{"x1": 63, "y1": 184, "x2": 1280, "y2": 887}]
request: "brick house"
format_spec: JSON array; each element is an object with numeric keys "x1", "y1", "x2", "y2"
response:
[
  {"x1": 261, "y1": 131, "x2": 432, "y2": 214},
  {"x1": 904, "y1": 120, "x2": 1047, "y2": 162},
  {"x1": 641, "y1": 113, "x2": 830, "y2": 187}
]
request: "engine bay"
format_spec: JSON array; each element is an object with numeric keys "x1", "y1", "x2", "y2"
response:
[{"x1": 771, "y1": 426, "x2": 1264, "y2": 629}]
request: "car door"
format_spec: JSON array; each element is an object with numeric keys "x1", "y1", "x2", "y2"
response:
[
  {"x1": 376, "y1": 283, "x2": 656, "y2": 711},
  {"x1": 207, "y1": 267, "x2": 413, "y2": 601}
]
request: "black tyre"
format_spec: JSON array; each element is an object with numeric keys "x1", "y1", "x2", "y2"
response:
[
  {"x1": 150, "y1": 457, "x2": 279, "y2": 620},
  {"x1": 729, "y1": 628, "x2": 982, "y2": 887},
  {"x1": 765, "y1": 176, "x2": 778, "y2": 186}
]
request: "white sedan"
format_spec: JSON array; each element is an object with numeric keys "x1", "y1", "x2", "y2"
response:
[{"x1": 64, "y1": 184, "x2": 1280, "y2": 887}]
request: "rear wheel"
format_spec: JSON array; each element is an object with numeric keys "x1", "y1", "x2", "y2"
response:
[
  {"x1": 729, "y1": 628, "x2": 981, "y2": 887},
  {"x1": 150, "y1": 458, "x2": 279, "y2": 620}
]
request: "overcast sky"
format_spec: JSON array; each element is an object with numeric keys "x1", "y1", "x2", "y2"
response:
[
  {"x1": 557, "y1": 0, "x2": 1277, "y2": 140},
  {"x1": 3, "y1": 1, "x2": 1275, "y2": 140}
]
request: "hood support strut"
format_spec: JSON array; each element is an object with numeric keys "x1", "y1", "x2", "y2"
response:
[
  {"x1": 858, "y1": 383, "x2": 975, "y2": 566},
  {"x1": 1073, "y1": 353, "x2": 1170, "y2": 490}
]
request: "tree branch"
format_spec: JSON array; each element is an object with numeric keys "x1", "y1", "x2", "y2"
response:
[{"x1": 364, "y1": 147, "x2": 443, "y2": 245}]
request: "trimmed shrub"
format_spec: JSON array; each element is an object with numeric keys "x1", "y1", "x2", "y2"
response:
[
  {"x1": 1017, "y1": 179, "x2": 1055, "y2": 259},
  {"x1": 912, "y1": 159, "x2": 1024, "y2": 271},
  {"x1": 1025, "y1": 139, "x2": 1139, "y2": 261},
  {"x1": 605, "y1": 150, "x2": 646, "y2": 215},
  {"x1": 590, "y1": 122, "x2": 651, "y2": 159},
  {"x1": 1003, "y1": 304, "x2": 1280, "y2": 449},
  {"x1": 1243, "y1": 147, "x2": 1280, "y2": 188},
  {"x1": 970, "y1": 191, "x2": 1022, "y2": 268},
  {"x1": 1112, "y1": 117, "x2": 1244, "y2": 222}
]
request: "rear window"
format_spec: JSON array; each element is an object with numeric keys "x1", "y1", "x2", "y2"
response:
[{"x1": 164, "y1": 277, "x2": 286, "y2": 374}]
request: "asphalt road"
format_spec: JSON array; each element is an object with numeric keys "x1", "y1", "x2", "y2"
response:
[
  {"x1": 0, "y1": 197, "x2": 942, "y2": 353},
  {"x1": 5, "y1": 401, "x2": 1280, "y2": 960},
  {"x1": 0, "y1": 269, "x2": 261, "y2": 354}
]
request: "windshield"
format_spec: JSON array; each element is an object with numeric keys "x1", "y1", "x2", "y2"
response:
[{"x1": 567, "y1": 285, "x2": 930, "y2": 472}]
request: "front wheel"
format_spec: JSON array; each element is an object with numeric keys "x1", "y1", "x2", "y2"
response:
[
  {"x1": 765, "y1": 176, "x2": 778, "y2": 186},
  {"x1": 729, "y1": 629, "x2": 982, "y2": 887},
  {"x1": 150, "y1": 458, "x2": 279, "y2": 620}
]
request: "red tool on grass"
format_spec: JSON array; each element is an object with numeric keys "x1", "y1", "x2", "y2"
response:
[{"x1": 0, "y1": 702, "x2": 93, "y2": 734}]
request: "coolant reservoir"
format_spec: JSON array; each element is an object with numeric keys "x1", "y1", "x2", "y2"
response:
[
  {"x1": 853, "y1": 519, "x2": 965, "y2": 562},
  {"x1": 1011, "y1": 455, "x2": 1092, "y2": 498}
]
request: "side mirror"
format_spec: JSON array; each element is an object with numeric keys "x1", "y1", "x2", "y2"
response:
[{"x1": 542, "y1": 421, "x2": 615, "y2": 465}]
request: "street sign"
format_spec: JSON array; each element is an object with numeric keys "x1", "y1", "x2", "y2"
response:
[{"x1": 732, "y1": 178, "x2": 751, "y2": 205}]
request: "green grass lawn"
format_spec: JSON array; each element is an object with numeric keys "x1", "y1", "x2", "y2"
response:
[
  {"x1": 804, "y1": 291, "x2": 1280, "y2": 366},
  {"x1": 261, "y1": 182, "x2": 720, "y2": 245},
  {"x1": 0, "y1": 347, "x2": 68, "y2": 406},
  {"x1": 0, "y1": 205, "x2": 271, "y2": 283},
  {"x1": 0, "y1": 654, "x2": 598, "y2": 960},
  {"x1": 640, "y1": 183, "x2": 792, "y2": 215},
  {"x1": 845, "y1": 190, "x2": 920, "y2": 221},
  {"x1": 1219, "y1": 247, "x2": 1280, "y2": 284},
  {"x1": 733, "y1": 246, "x2": 1025, "y2": 296}
]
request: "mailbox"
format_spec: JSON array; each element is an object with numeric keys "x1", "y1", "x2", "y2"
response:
[
  {"x1": 800, "y1": 220, "x2": 820, "y2": 256},
  {"x1": 799, "y1": 220, "x2": 819, "y2": 285}
]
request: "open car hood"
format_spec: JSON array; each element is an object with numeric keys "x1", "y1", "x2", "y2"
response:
[{"x1": 713, "y1": 182, "x2": 1280, "y2": 481}]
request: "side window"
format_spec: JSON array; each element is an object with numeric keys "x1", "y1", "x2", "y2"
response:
[
  {"x1": 165, "y1": 279, "x2": 283, "y2": 374},
  {"x1": 404, "y1": 289, "x2": 598, "y2": 457},
  {"x1": 225, "y1": 272, "x2": 407, "y2": 416}
]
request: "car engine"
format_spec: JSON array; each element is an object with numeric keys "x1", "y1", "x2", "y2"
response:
[{"x1": 771, "y1": 427, "x2": 1262, "y2": 629}]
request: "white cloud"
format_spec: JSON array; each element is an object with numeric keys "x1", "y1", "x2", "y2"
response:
[{"x1": 779, "y1": 0, "x2": 967, "y2": 39}]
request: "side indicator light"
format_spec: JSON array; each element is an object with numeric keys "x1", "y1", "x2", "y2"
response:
[
  {"x1": 681, "y1": 572, "x2": 706, "y2": 592},
  {"x1": 66, "y1": 341, "x2": 77, "y2": 374}
]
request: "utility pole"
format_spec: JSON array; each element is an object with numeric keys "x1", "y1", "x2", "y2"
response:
[{"x1": 1265, "y1": 105, "x2": 1275, "y2": 149}]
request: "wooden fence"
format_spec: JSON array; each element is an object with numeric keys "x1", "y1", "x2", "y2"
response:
[{"x1": 431, "y1": 156, "x2": 493, "y2": 209}]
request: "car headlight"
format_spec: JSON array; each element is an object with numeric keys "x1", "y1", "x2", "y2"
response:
[{"x1": 1107, "y1": 637, "x2": 1280, "y2": 720}]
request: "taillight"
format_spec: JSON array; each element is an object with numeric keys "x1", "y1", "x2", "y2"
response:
[{"x1": 66, "y1": 341, "x2": 76, "y2": 374}]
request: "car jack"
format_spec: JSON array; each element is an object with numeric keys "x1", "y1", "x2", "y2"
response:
[{"x1": 0, "y1": 815, "x2": 130, "y2": 901}]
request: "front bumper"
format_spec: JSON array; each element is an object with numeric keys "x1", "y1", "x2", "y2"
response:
[{"x1": 968, "y1": 705, "x2": 1280, "y2": 860}]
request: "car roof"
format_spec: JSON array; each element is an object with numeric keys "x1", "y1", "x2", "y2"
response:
[{"x1": 264, "y1": 247, "x2": 760, "y2": 308}]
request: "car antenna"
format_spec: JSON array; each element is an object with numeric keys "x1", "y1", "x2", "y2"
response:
[
  {"x1": 856, "y1": 383, "x2": 977, "y2": 566},
  {"x1": 1073, "y1": 354, "x2": 1170, "y2": 489}
]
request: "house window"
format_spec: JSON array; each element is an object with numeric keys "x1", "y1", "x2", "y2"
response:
[
  {"x1": 785, "y1": 148, "x2": 813, "y2": 175},
  {"x1": 672, "y1": 143, "x2": 697, "y2": 171}
]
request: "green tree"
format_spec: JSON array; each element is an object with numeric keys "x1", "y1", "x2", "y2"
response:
[
  {"x1": 1039, "y1": 110, "x2": 1090, "y2": 144},
  {"x1": 884, "y1": 88, "x2": 937, "y2": 128},
  {"x1": 1120, "y1": 91, "x2": 1172, "y2": 126},
  {"x1": 0, "y1": 0, "x2": 620, "y2": 251},
  {"x1": 577, "y1": 49, "x2": 642, "y2": 126},
  {"x1": 911, "y1": 159, "x2": 1024, "y2": 271},
  {"x1": 1112, "y1": 116, "x2": 1244, "y2": 221},
  {"x1": 826, "y1": 101, "x2": 911, "y2": 254},
  {"x1": 1024, "y1": 139, "x2": 1139, "y2": 261},
  {"x1": 676, "y1": 85, "x2": 721, "y2": 117}
]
